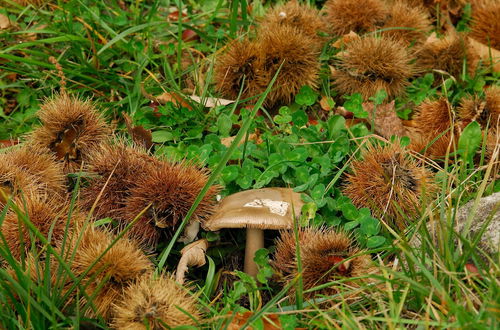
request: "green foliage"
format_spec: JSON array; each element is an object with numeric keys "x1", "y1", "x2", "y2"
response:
[
  {"x1": 343, "y1": 93, "x2": 368, "y2": 118},
  {"x1": 457, "y1": 121, "x2": 482, "y2": 164},
  {"x1": 253, "y1": 248, "x2": 273, "y2": 284},
  {"x1": 295, "y1": 85, "x2": 319, "y2": 106}
]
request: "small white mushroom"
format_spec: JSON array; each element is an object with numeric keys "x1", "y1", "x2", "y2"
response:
[
  {"x1": 202, "y1": 188, "x2": 303, "y2": 278},
  {"x1": 175, "y1": 239, "x2": 209, "y2": 284}
]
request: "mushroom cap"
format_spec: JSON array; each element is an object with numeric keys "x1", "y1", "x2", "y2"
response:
[{"x1": 202, "y1": 188, "x2": 303, "y2": 231}]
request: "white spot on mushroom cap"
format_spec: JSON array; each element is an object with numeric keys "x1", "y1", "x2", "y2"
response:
[{"x1": 244, "y1": 199, "x2": 289, "y2": 217}]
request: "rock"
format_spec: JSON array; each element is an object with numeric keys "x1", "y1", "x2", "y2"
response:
[
  {"x1": 410, "y1": 192, "x2": 499, "y2": 259},
  {"x1": 454, "y1": 192, "x2": 499, "y2": 257}
]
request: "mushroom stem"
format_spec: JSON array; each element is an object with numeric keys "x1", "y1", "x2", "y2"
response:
[
  {"x1": 178, "y1": 220, "x2": 200, "y2": 244},
  {"x1": 176, "y1": 257, "x2": 189, "y2": 284},
  {"x1": 244, "y1": 228, "x2": 264, "y2": 277},
  {"x1": 175, "y1": 239, "x2": 208, "y2": 284}
]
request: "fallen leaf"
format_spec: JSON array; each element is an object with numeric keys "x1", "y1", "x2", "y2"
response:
[
  {"x1": 332, "y1": 31, "x2": 359, "y2": 48},
  {"x1": 465, "y1": 263, "x2": 480, "y2": 276},
  {"x1": 319, "y1": 96, "x2": 335, "y2": 111},
  {"x1": 6, "y1": 73, "x2": 17, "y2": 81},
  {"x1": 0, "y1": 140, "x2": 19, "y2": 148},
  {"x1": 221, "y1": 130, "x2": 262, "y2": 147},
  {"x1": 345, "y1": 118, "x2": 367, "y2": 127},
  {"x1": 226, "y1": 312, "x2": 281, "y2": 330},
  {"x1": 156, "y1": 91, "x2": 193, "y2": 110},
  {"x1": 0, "y1": 14, "x2": 10, "y2": 30},
  {"x1": 182, "y1": 29, "x2": 198, "y2": 42},
  {"x1": 335, "y1": 106, "x2": 354, "y2": 119},
  {"x1": 363, "y1": 101, "x2": 406, "y2": 138},
  {"x1": 189, "y1": 95, "x2": 234, "y2": 108},
  {"x1": 308, "y1": 115, "x2": 318, "y2": 126},
  {"x1": 468, "y1": 37, "x2": 500, "y2": 72},
  {"x1": 425, "y1": 32, "x2": 439, "y2": 45},
  {"x1": 123, "y1": 113, "x2": 153, "y2": 149},
  {"x1": 168, "y1": 9, "x2": 188, "y2": 21}
]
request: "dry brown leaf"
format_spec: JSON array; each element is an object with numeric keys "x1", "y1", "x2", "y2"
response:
[
  {"x1": 468, "y1": 37, "x2": 500, "y2": 72},
  {"x1": 363, "y1": 101, "x2": 406, "y2": 138},
  {"x1": 335, "y1": 106, "x2": 354, "y2": 119},
  {"x1": 226, "y1": 312, "x2": 281, "y2": 330},
  {"x1": 344, "y1": 118, "x2": 366, "y2": 127},
  {"x1": 156, "y1": 91, "x2": 193, "y2": 110},
  {"x1": 123, "y1": 113, "x2": 153, "y2": 149},
  {"x1": 220, "y1": 131, "x2": 263, "y2": 147},
  {"x1": 425, "y1": 32, "x2": 439, "y2": 44},
  {"x1": 319, "y1": 96, "x2": 335, "y2": 111},
  {"x1": 0, "y1": 14, "x2": 10, "y2": 30},
  {"x1": 332, "y1": 31, "x2": 360, "y2": 48},
  {"x1": 0, "y1": 140, "x2": 19, "y2": 148},
  {"x1": 189, "y1": 95, "x2": 234, "y2": 108}
]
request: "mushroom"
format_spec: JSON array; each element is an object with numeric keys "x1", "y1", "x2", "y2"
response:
[
  {"x1": 202, "y1": 188, "x2": 303, "y2": 277},
  {"x1": 178, "y1": 220, "x2": 201, "y2": 244},
  {"x1": 175, "y1": 239, "x2": 209, "y2": 284}
]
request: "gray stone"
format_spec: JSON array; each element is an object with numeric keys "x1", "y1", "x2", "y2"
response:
[
  {"x1": 454, "y1": 192, "x2": 499, "y2": 257},
  {"x1": 410, "y1": 192, "x2": 499, "y2": 259}
]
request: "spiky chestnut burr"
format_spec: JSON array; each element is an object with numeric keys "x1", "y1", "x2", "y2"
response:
[
  {"x1": 272, "y1": 227, "x2": 373, "y2": 301},
  {"x1": 79, "y1": 141, "x2": 157, "y2": 221},
  {"x1": 407, "y1": 97, "x2": 460, "y2": 160},
  {"x1": 332, "y1": 36, "x2": 414, "y2": 99},
  {"x1": 259, "y1": 0, "x2": 327, "y2": 47},
  {"x1": 30, "y1": 94, "x2": 111, "y2": 174},
  {"x1": 3, "y1": 146, "x2": 66, "y2": 196},
  {"x1": 381, "y1": 1, "x2": 432, "y2": 46},
  {"x1": 415, "y1": 33, "x2": 479, "y2": 80},
  {"x1": 258, "y1": 24, "x2": 321, "y2": 107},
  {"x1": 1, "y1": 193, "x2": 83, "y2": 260},
  {"x1": 413, "y1": 97, "x2": 454, "y2": 133},
  {"x1": 111, "y1": 274, "x2": 202, "y2": 329},
  {"x1": 214, "y1": 39, "x2": 268, "y2": 103},
  {"x1": 458, "y1": 86, "x2": 500, "y2": 128},
  {"x1": 120, "y1": 161, "x2": 219, "y2": 248},
  {"x1": 459, "y1": 86, "x2": 500, "y2": 164},
  {"x1": 67, "y1": 226, "x2": 153, "y2": 320},
  {"x1": 0, "y1": 158, "x2": 33, "y2": 207},
  {"x1": 343, "y1": 142, "x2": 437, "y2": 229},
  {"x1": 470, "y1": 0, "x2": 500, "y2": 50},
  {"x1": 323, "y1": 0, "x2": 387, "y2": 36}
]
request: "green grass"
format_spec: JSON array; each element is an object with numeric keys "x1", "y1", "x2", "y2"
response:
[{"x1": 1, "y1": 0, "x2": 499, "y2": 329}]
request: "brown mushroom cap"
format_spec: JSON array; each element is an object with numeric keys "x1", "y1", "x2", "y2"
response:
[{"x1": 202, "y1": 188, "x2": 303, "y2": 231}]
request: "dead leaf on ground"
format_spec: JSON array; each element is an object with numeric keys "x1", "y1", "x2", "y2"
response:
[
  {"x1": 156, "y1": 91, "x2": 193, "y2": 110},
  {"x1": 221, "y1": 130, "x2": 263, "y2": 147},
  {"x1": 468, "y1": 37, "x2": 500, "y2": 72},
  {"x1": 0, "y1": 140, "x2": 19, "y2": 148},
  {"x1": 335, "y1": 106, "x2": 354, "y2": 119},
  {"x1": 123, "y1": 113, "x2": 153, "y2": 150},
  {"x1": 189, "y1": 95, "x2": 234, "y2": 108},
  {"x1": 226, "y1": 311, "x2": 281, "y2": 330},
  {"x1": 424, "y1": 32, "x2": 439, "y2": 45},
  {"x1": 182, "y1": 29, "x2": 199, "y2": 42},
  {"x1": 332, "y1": 31, "x2": 359, "y2": 48},
  {"x1": 363, "y1": 101, "x2": 406, "y2": 139},
  {"x1": 320, "y1": 96, "x2": 335, "y2": 111},
  {"x1": 0, "y1": 14, "x2": 11, "y2": 30}
]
